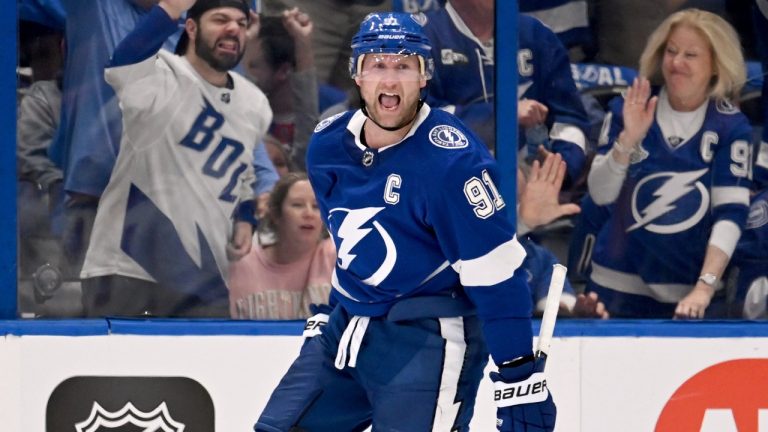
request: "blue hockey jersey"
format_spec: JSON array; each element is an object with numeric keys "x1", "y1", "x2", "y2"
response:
[
  {"x1": 566, "y1": 193, "x2": 611, "y2": 282},
  {"x1": 423, "y1": 9, "x2": 588, "y2": 181},
  {"x1": 730, "y1": 189, "x2": 768, "y2": 318},
  {"x1": 307, "y1": 105, "x2": 534, "y2": 362},
  {"x1": 589, "y1": 95, "x2": 752, "y2": 306},
  {"x1": 517, "y1": 14, "x2": 588, "y2": 182},
  {"x1": 422, "y1": 3, "x2": 495, "y2": 149}
]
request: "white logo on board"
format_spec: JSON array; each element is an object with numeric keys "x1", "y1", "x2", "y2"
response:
[{"x1": 75, "y1": 402, "x2": 185, "y2": 432}]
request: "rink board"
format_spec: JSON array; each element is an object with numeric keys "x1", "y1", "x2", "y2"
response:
[{"x1": 2, "y1": 319, "x2": 768, "y2": 431}]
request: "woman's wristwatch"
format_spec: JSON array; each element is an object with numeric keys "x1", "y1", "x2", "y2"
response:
[{"x1": 697, "y1": 273, "x2": 718, "y2": 287}]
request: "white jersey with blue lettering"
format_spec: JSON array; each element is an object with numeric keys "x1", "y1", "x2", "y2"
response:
[
  {"x1": 81, "y1": 50, "x2": 272, "y2": 287},
  {"x1": 590, "y1": 94, "x2": 751, "y2": 304},
  {"x1": 307, "y1": 105, "x2": 528, "y2": 319}
]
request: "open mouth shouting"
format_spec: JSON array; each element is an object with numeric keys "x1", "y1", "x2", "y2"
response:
[
  {"x1": 216, "y1": 38, "x2": 240, "y2": 56},
  {"x1": 379, "y1": 92, "x2": 401, "y2": 111}
]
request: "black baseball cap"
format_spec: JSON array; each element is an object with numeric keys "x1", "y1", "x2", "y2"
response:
[
  {"x1": 175, "y1": 0, "x2": 251, "y2": 55},
  {"x1": 187, "y1": 0, "x2": 250, "y2": 21}
]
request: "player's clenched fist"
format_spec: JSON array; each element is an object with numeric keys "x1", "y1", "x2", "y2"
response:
[{"x1": 491, "y1": 357, "x2": 556, "y2": 431}]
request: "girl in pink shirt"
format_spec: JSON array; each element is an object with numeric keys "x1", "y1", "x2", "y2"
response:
[{"x1": 228, "y1": 173, "x2": 335, "y2": 319}]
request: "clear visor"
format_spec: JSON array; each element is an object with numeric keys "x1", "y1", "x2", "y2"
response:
[{"x1": 355, "y1": 53, "x2": 426, "y2": 81}]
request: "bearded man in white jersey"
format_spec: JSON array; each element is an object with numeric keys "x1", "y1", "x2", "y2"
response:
[{"x1": 80, "y1": 0, "x2": 272, "y2": 317}]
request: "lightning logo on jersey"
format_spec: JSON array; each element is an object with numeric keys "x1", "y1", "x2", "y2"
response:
[
  {"x1": 629, "y1": 169, "x2": 710, "y2": 234},
  {"x1": 429, "y1": 125, "x2": 468, "y2": 149},
  {"x1": 330, "y1": 207, "x2": 397, "y2": 286},
  {"x1": 587, "y1": 92, "x2": 752, "y2": 310},
  {"x1": 307, "y1": 106, "x2": 529, "y2": 316}
]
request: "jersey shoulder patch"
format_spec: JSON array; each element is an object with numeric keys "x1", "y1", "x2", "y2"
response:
[
  {"x1": 746, "y1": 197, "x2": 768, "y2": 230},
  {"x1": 428, "y1": 124, "x2": 469, "y2": 149},
  {"x1": 314, "y1": 112, "x2": 346, "y2": 133},
  {"x1": 715, "y1": 98, "x2": 739, "y2": 115}
]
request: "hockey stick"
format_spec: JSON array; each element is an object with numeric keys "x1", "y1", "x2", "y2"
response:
[{"x1": 534, "y1": 264, "x2": 567, "y2": 366}]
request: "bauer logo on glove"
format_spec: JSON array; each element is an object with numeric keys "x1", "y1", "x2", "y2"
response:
[{"x1": 493, "y1": 372, "x2": 549, "y2": 407}]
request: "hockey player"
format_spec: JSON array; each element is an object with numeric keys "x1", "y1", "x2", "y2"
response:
[
  {"x1": 79, "y1": 0, "x2": 272, "y2": 317},
  {"x1": 584, "y1": 9, "x2": 752, "y2": 319},
  {"x1": 422, "y1": 1, "x2": 588, "y2": 184},
  {"x1": 256, "y1": 11, "x2": 556, "y2": 432}
]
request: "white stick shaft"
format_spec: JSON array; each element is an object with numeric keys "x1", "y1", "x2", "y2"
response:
[{"x1": 536, "y1": 264, "x2": 567, "y2": 357}]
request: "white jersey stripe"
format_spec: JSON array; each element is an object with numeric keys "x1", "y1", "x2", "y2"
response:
[
  {"x1": 452, "y1": 236, "x2": 526, "y2": 287},
  {"x1": 432, "y1": 317, "x2": 467, "y2": 432},
  {"x1": 712, "y1": 186, "x2": 750, "y2": 207},
  {"x1": 551, "y1": 122, "x2": 587, "y2": 151},
  {"x1": 709, "y1": 220, "x2": 742, "y2": 258},
  {"x1": 756, "y1": 141, "x2": 768, "y2": 169},
  {"x1": 591, "y1": 262, "x2": 723, "y2": 303}
]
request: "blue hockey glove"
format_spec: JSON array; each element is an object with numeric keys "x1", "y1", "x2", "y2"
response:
[
  {"x1": 490, "y1": 356, "x2": 556, "y2": 432},
  {"x1": 302, "y1": 303, "x2": 332, "y2": 339}
]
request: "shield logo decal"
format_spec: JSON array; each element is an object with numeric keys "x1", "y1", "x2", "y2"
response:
[
  {"x1": 47, "y1": 376, "x2": 213, "y2": 432},
  {"x1": 75, "y1": 401, "x2": 185, "y2": 432}
]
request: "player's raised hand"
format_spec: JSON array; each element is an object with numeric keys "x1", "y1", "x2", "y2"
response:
[
  {"x1": 621, "y1": 77, "x2": 657, "y2": 146},
  {"x1": 159, "y1": 0, "x2": 197, "y2": 20},
  {"x1": 519, "y1": 152, "x2": 581, "y2": 230}
]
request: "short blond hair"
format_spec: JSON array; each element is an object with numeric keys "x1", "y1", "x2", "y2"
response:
[{"x1": 638, "y1": 8, "x2": 746, "y2": 101}]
